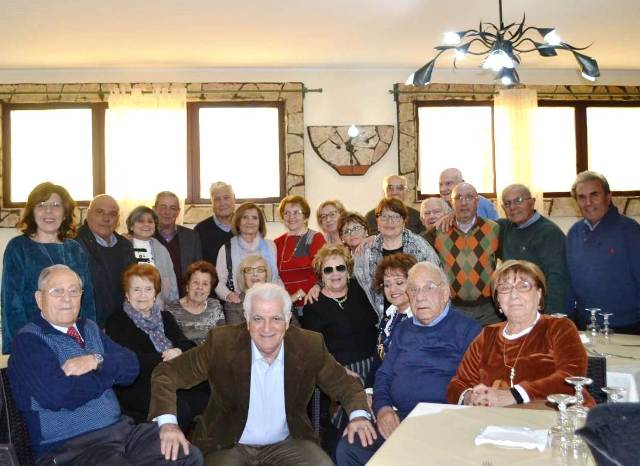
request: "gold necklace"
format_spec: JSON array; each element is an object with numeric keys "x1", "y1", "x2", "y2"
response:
[
  {"x1": 502, "y1": 326, "x2": 531, "y2": 388},
  {"x1": 279, "y1": 232, "x2": 305, "y2": 265}
]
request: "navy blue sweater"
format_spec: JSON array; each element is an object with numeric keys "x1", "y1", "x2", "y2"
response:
[
  {"x1": 566, "y1": 205, "x2": 640, "y2": 328},
  {"x1": 372, "y1": 306, "x2": 481, "y2": 419},
  {"x1": 8, "y1": 315, "x2": 138, "y2": 457}
]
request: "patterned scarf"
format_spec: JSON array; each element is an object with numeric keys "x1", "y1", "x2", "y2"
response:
[{"x1": 123, "y1": 301, "x2": 173, "y2": 352}]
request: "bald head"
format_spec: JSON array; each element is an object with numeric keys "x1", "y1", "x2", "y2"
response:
[
  {"x1": 451, "y1": 183, "x2": 478, "y2": 224},
  {"x1": 439, "y1": 168, "x2": 464, "y2": 203},
  {"x1": 87, "y1": 194, "x2": 120, "y2": 242},
  {"x1": 420, "y1": 197, "x2": 449, "y2": 230},
  {"x1": 383, "y1": 175, "x2": 408, "y2": 200}
]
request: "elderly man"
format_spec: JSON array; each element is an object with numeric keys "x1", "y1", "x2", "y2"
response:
[
  {"x1": 566, "y1": 171, "x2": 640, "y2": 333},
  {"x1": 7, "y1": 264, "x2": 202, "y2": 466},
  {"x1": 365, "y1": 175, "x2": 424, "y2": 235},
  {"x1": 419, "y1": 197, "x2": 450, "y2": 237},
  {"x1": 75, "y1": 194, "x2": 135, "y2": 326},
  {"x1": 154, "y1": 191, "x2": 203, "y2": 290},
  {"x1": 426, "y1": 183, "x2": 501, "y2": 325},
  {"x1": 335, "y1": 262, "x2": 481, "y2": 466},
  {"x1": 150, "y1": 283, "x2": 374, "y2": 466},
  {"x1": 194, "y1": 181, "x2": 235, "y2": 267},
  {"x1": 497, "y1": 184, "x2": 569, "y2": 314},
  {"x1": 439, "y1": 168, "x2": 499, "y2": 220}
]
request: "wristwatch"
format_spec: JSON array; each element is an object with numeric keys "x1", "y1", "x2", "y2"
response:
[{"x1": 94, "y1": 353, "x2": 104, "y2": 370}]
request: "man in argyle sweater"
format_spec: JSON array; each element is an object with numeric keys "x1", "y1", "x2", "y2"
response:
[{"x1": 426, "y1": 183, "x2": 502, "y2": 326}]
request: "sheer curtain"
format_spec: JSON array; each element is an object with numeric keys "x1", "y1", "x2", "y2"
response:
[
  {"x1": 105, "y1": 86, "x2": 187, "y2": 230},
  {"x1": 493, "y1": 88, "x2": 544, "y2": 214}
]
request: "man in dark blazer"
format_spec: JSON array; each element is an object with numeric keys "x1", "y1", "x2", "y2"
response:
[
  {"x1": 154, "y1": 191, "x2": 203, "y2": 292},
  {"x1": 194, "y1": 182, "x2": 235, "y2": 267},
  {"x1": 149, "y1": 283, "x2": 375, "y2": 465}
]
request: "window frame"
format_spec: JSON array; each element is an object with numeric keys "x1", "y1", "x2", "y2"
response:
[
  {"x1": 186, "y1": 101, "x2": 287, "y2": 205},
  {"x1": 415, "y1": 100, "x2": 496, "y2": 200},
  {"x1": 1, "y1": 102, "x2": 106, "y2": 207}
]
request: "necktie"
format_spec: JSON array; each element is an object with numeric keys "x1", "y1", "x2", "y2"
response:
[{"x1": 67, "y1": 326, "x2": 85, "y2": 348}]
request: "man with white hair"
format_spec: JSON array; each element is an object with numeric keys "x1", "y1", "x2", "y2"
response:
[
  {"x1": 194, "y1": 182, "x2": 235, "y2": 266},
  {"x1": 419, "y1": 197, "x2": 450, "y2": 235},
  {"x1": 438, "y1": 168, "x2": 499, "y2": 220},
  {"x1": 151, "y1": 283, "x2": 374, "y2": 465},
  {"x1": 365, "y1": 175, "x2": 424, "y2": 235},
  {"x1": 336, "y1": 262, "x2": 480, "y2": 466}
]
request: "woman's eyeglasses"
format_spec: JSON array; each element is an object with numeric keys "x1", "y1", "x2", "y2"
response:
[
  {"x1": 243, "y1": 266, "x2": 267, "y2": 274},
  {"x1": 323, "y1": 264, "x2": 347, "y2": 274},
  {"x1": 342, "y1": 224, "x2": 364, "y2": 236},
  {"x1": 496, "y1": 280, "x2": 535, "y2": 294}
]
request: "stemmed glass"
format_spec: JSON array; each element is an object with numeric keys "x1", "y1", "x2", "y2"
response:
[
  {"x1": 599, "y1": 312, "x2": 614, "y2": 340},
  {"x1": 601, "y1": 386, "x2": 627, "y2": 403},
  {"x1": 565, "y1": 376, "x2": 592, "y2": 430},
  {"x1": 547, "y1": 394, "x2": 576, "y2": 436},
  {"x1": 585, "y1": 308, "x2": 601, "y2": 337}
]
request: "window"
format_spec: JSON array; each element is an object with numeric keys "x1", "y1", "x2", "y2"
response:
[
  {"x1": 2, "y1": 104, "x2": 105, "y2": 206},
  {"x1": 187, "y1": 102, "x2": 285, "y2": 203},
  {"x1": 417, "y1": 103, "x2": 495, "y2": 196}
]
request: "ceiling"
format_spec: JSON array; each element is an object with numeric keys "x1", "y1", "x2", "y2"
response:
[{"x1": 2, "y1": 0, "x2": 639, "y2": 72}]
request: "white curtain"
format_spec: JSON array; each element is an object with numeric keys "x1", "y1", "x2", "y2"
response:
[
  {"x1": 105, "y1": 86, "x2": 187, "y2": 230},
  {"x1": 493, "y1": 88, "x2": 544, "y2": 214}
]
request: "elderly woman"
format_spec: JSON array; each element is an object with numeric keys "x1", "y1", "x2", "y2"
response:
[
  {"x1": 338, "y1": 211, "x2": 369, "y2": 254},
  {"x1": 354, "y1": 198, "x2": 440, "y2": 318},
  {"x1": 317, "y1": 200, "x2": 346, "y2": 244},
  {"x1": 274, "y1": 195, "x2": 326, "y2": 309},
  {"x1": 447, "y1": 259, "x2": 594, "y2": 407},
  {"x1": 1, "y1": 182, "x2": 95, "y2": 353},
  {"x1": 166, "y1": 261, "x2": 225, "y2": 345},
  {"x1": 373, "y1": 253, "x2": 417, "y2": 359},
  {"x1": 106, "y1": 263, "x2": 208, "y2": 432},
  {"x1": 215, "y1": 202, "x2": 280, "y2": 303},
  {"x1": 126, "y1": 205, "x2": 178, "y2": 304},
  {"x1": 222, "y1": 254, "x2": 273, "y2": 325},
  {"x1": 302, "y1": 244, "x2": 378, "y2": 383}
]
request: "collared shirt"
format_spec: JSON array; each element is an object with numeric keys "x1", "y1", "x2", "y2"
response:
[
  {"x1": 412, "y1": 302, "x2": 450, "y2": 328},
  {"x1": 239, "y1": 341, "x2": 289, "y2": 445},
  {"x1": 456, "y1": 217, "x2": 477, "y2": 234},
  {"x1": 583, "y1": 218, "x2": 602, "y2": 231},
  {"x1": 516, "y1": 211, "x2": 541, "y2": 230},
  {"x1": 158, "y1": 227, "x2": 178, "y2": 242},
  {"x1": 44, "y1": 315, "x2": 81, "y2": 336},
  {"x1": 92, "y1": 231, "x2": 117, "y2": 247},
  {"x1": 213, "y1": 216, "x2": 232, "y2": 233}
]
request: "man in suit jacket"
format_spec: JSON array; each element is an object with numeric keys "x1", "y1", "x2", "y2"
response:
[
  {"x1": 150, "y1": 283, "x2": 375, "y2": 465},
  {"x1": 194, "y1": 182, "x2": 235, "y2": 267},
  {"x1": 154, "y1": 191, "x2": 203, "y2": 292}
]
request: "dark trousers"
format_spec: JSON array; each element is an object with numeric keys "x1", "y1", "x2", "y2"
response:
[
  {"x1": 35, "y1": 417, "x2": 203, "y2": 466},
  {"x1": 336, "y1": 431, "x2": 385, "y2": 466},
  {"x1": 204, "y1": 438, "x2": 333, "y2": 466}
]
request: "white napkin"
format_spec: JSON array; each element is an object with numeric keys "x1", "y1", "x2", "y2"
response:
[{"x1": 475, "y1": 425, "x2": 548, "y2": 452}]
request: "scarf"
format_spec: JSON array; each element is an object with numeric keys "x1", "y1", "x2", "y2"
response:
[{"x1": 123, "y1": 301, "x2": 173, "y2": 352}]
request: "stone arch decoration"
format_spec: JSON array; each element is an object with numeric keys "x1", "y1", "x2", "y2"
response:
[{"x1": 307, "y1": 125, "x2": 394, "y2": 176}]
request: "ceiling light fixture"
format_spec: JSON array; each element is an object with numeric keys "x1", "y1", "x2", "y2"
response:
[{"x1": 408, "y1": 0, "x2": 600, "y2": 86}]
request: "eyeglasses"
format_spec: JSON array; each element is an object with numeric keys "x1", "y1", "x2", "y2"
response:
[
  {"x1": 342, "y1": 224, "x2": 365, "y2": 236},
  {"x1": 377, "y1": 214, "x2": 404, "y2": 224},
  {"x1": 386, "y1": 184, "x2": 406, "y2": 192},
  {"x1": 284, "y1": 210, "x2": 304, "y2": 218},
  {"x1": 407, "y1": 281, "x2": 443, "y2": 296},
  {"x1": 319, "y1": 210, "x2": 339, "y2": 221},
  {"x1": 243, "y1": 266, "x2": 267, "y2": 274},
  {"x1": 502, "y1": 196, "x2": 531, "y2": 209},
  {"x1": 453, "y1": 195, "x2": 477, "y2": 203},
  {"x1": 323, "y1": 264, "x2": 347, "y2": 275},
  {"x1": 496, "y1": 280, "x2": 535, "y2": 294},
  {"x1": 43, "y1": 286, "x2": 83, "y2": 298},
  {"x1": 35, "y1": 201, "x2": 63, "y2": 211}
]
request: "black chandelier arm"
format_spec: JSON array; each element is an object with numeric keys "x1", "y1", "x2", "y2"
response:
[
  {"x1": 512, "y1": 38, "x2": 550, "y2": 53},
  {"x1": 558, "y1": 41, "x2": 594, "y2": 52},
  {"x1": 462, "y1": 38, "x2": 496, "y2": 55},
  {"x1": 504, "y1": 14, "x2": 527, "y2": 42}
]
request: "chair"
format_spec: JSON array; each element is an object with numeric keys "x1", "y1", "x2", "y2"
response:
[
  {"x1": 586, "y1": 356, "x2": 607, "y2": 404},
  {"x1": 0, "y1": 368, "x2": 35, "y2": 466}
]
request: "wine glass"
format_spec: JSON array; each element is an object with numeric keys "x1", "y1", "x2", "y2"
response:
[
  {"x1": 565, "y1": 376, "x2": 592, "y2": 430},
  {"x1": 599, "y1": 312, "x2": 614, "y2": 340},
  {"x1": 565, "y1": 376, "x2": 592, "y2": 408},
  {"x1": 585, "y1": 308, "x2": 601, "y2": 337},
  {"x1": 601, "y1": 386, "x2": 627, "y2": 403},
  {"x1": 547, "y1": 394, "x2": 576, "y2": 435}
]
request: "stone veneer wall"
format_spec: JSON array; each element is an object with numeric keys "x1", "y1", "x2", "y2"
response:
[
  {"x1": 0, "y1": 82, "x2": 305, "y2": 227},
  {"x1": 395, "y1": 83, "x2": 640, "y2": 217}
]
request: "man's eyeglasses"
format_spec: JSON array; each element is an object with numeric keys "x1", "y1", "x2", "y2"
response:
[
  {"x1": 342, "y1": 224, "x2": 365, "y2": 236},
  {"x1": 43, "y1": 286, "x2": 83, "y2": 298},
  {"x1": 243, "y1": 266, "x2": 267, "y2": 274},
  {"x1": 386, "y1": 184, "x2": 406, "y2": 192},
  {"x1": 502, "y1": 196, "x2": 531, "y2": 209},
  {"x1": 453, "y1": 195, "x2": 477, "y2": 203},
  {"x1": 323, "y1": 264, "x2": 347, "y2": 275},
  {"x1": 407, "y1": 282, "x2": 443, "y2": 296},
  {"x1": 496, "y1": 281, "x2": 535, "y2": 294}
]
